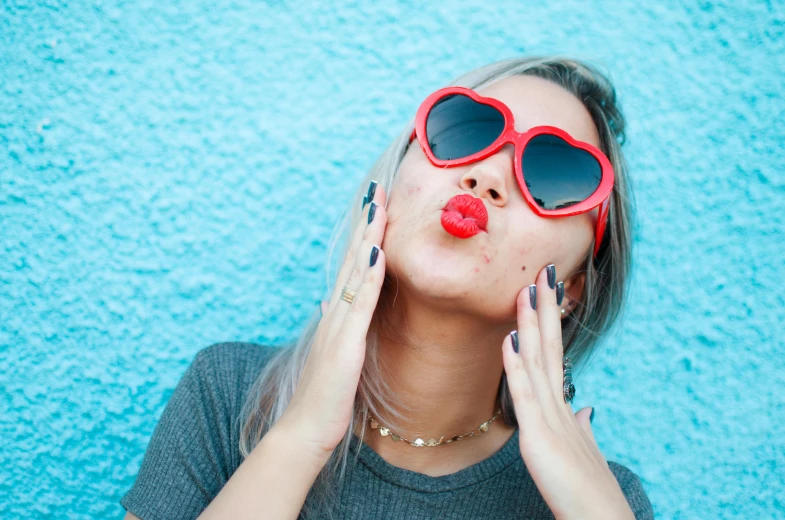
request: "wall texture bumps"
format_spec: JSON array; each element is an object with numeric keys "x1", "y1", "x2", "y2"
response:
[{"x1": 1, "y1": 1, "x2": 783, "y2": 518}]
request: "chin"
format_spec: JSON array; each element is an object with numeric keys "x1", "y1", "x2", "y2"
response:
[{"x1": 389, "y1": 240, "x2": 486, "y2": 298}]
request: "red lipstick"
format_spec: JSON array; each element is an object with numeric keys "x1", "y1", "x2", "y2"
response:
[{"x1": 441, "y1": 194, "x2": 489, "y2": 239}]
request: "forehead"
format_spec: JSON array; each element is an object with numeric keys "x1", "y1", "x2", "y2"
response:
[{"x1": 475, "y1": 75, "x2": 600, "y2": 147}]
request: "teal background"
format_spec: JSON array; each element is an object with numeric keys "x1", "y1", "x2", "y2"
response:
[{"x1": 2, "y1": 1, "x2": 783, "y2": 518}]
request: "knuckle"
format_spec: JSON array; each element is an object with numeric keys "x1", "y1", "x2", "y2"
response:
[
  {"x1": 513, "y1": 380, "x2": 536, "y2": 403},
  {"x1": 533, "y1": 352, "x2": 547, "y2": 371},
  {"x1": 342, "y1": 246, "x2": 359, "y2": 273},
  {"x1": 521, "y1": 387, "x2": 537, "y2": 403},
  {"x1": 349, "y1": 293, "x2": 366, "y2": 316},
  {"x1": 522, "y1": 345, "x2": 546, "y2": 371},
  {"x1": 348, "y1": 263, "x2": 364, "y2": 286},
  {"x1": 351, "y1": 290, "x2": 368, "y2": 312}
]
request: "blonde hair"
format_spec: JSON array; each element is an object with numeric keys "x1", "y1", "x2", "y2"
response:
[{"x1": 238, "y1": 54, "x2": 635, "y2": 519}]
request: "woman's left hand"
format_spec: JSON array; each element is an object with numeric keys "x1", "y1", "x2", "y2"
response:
[{"x1": 501, "y1": 263, "x2": 635, "y2": 520}]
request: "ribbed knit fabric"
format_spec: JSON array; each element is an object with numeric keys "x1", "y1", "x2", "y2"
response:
[{"x1": 120, "y1": 342, "x2": 654, "y2": 519}]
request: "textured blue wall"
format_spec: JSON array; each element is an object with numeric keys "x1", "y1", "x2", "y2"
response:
[{"x1": 2, "y1": 1, "x2": 783, "y2": 518}]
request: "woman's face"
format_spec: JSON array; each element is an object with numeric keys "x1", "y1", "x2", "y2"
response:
[{"x1": 381, "y1": 74, "x2": 602, "y2": 324}]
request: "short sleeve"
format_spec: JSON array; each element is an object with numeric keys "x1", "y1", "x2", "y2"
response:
[
  {"x1": 608, "y1": 461, "x2": 655, "y2": 520},
  {"x1": 120, "y1": 342, "x2": 266, "y2": 520}
]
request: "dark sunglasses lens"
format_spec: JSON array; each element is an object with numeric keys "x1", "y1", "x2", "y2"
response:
[
  {"x1": 425, "y1": 94, "x2": 506, "y2": 160},
  {"x1": 521, "y1": 134, "x2": 603, "y2": 210}
]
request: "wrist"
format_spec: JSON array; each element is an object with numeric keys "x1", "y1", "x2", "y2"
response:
[{"x1": 267, "y1": 418, "x2": 334, "y2": 472}]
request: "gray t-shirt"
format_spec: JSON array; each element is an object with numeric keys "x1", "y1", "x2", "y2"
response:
[{"x1": 120, "y1": 342, "x2": 655, "y2": 519}]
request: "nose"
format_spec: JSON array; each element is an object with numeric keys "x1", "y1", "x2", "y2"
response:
[{"x1": 458, "y1": 144, "x2": 515, "y2": 207}]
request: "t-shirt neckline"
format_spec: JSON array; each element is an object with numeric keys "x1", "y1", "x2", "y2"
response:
[{"x1": 348, "y1": 427, "x2": 520, "y2": 493}]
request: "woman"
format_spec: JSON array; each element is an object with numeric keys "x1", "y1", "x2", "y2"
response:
[{"x1": 121, "y1": 55, "x2": 654, "y2": 519}]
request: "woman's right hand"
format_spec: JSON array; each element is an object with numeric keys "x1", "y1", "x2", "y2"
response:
[{"x1": 275, "y1": 180, "x2": 388, "y2": 463}]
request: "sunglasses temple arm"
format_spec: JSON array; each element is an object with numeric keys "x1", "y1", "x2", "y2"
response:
[
  {"x1": 408, "y1": 129, "x2": 416, "y2": 143},
  {"x1": 593, "y1": 195, "x2": 611, "y2": 258}
]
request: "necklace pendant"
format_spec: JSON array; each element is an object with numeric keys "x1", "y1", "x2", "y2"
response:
[
  {"x1": 370, "y1": 419, "x2": 379, "y2": 429},
  {"x1": 479, "y1": 421, "x2": 490, "y2": 432},
  {"x1": 412, "y1": 437, "x2": 425, "y2": 447},
  {"x1": 379, "y1": 427, "x2": 390, "y2": 436},
  {"x1": 426, "y1": 437, "x2": 438, "y2": 447},
  {"x1": 391, "y1": 434, "x2": 401, "y2": 442}
]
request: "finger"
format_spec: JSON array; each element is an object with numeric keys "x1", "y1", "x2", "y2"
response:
[
  {"x1": 326, "y1": 180, "x2": 379, "y2": 313},
  {"x1": 339, "y1": 244, "x2": 385, "y2": 347},
  {"x1": 326, "y1": 180, "x2": 386, "y2": 315},
  {"x1": 331, "y1": 201, "x2": 388, "y2": 326},
  {"x1": 501, "y1": 331, "x2": 547, "y2": 438},
  {"x1": 574, "y1": 407, "x2": 594, "y2": 438},
  {"x1": 536, "y1": 263, "x2": 567, "y2": 407},
  {"x1": 515, "y1": 279, "x2": 560, "y2": 424}
]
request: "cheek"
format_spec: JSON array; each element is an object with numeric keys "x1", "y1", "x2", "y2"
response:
[{"x1": 472, "y1": 242, "x2": 532, "y2": 283}]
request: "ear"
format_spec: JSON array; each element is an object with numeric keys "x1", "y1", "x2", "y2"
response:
[{"x1": 560, "y1": 271, "x2": 586, "y2": 319}]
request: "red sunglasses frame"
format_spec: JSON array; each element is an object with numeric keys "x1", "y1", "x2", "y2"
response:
[{"x1": 408, "y1": 86, "x2": 614, "y2": 258}]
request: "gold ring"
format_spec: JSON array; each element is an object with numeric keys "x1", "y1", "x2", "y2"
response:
[{"x1": 340, "y1": 286, "x2": 356, "y2": 304}]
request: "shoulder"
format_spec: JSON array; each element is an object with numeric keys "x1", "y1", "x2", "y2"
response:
[
  {"x1": 188, "y1": 341, "x2": 282, "y2": 412},
  {"x1": 119, "y1": 341, "x2": 285, "y2": 519},
  {"x1": 192, "y1": 341, "x2": 280, "y2": 380},
  {"x1": 607, "y1": 461, "x2": 655, "y2": 520}
]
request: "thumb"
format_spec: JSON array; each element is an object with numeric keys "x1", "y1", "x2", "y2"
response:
[{"x1": 575, "y1": 406, "x2": 598, "y2": 445}]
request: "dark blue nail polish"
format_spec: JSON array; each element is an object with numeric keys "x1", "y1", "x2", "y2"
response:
[
  {"x1": 511, "y1": 330, "x2": 519, "y2": 353},
  {"x1": 590, "y1": 407, "x2": 596, "y2": 424},
  {"x1": 370, "y1": 245, "x2": 379, "y2": 266},
  {"x1": 367, "y1": 201, "x2": 377, "y2": 225},
  {"x1": 546, "y1": 264, "x2": 556, "y2": 290},
  {"x1": 556, "y1": 282, "x2": 564, "y2": 306},
  {"x1": 366, "y1": 180, "x2": 377, "y2": 205},
  {"x1": 529, "y1": 284, "x2": 536, "y2": 310},
  {"x1": 362, "y1": 195, "x2": 368, "y2": 210}
]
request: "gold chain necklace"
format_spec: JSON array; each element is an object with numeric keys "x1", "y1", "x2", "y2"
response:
[{"x1": 366, "y1": 408, "x2": 502, "y2": 448}]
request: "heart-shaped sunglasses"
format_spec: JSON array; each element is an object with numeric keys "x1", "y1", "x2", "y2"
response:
[{"x1": 408, "y1": 86, "x2": 614, "y2": 258}]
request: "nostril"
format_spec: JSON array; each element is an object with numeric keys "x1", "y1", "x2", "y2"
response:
[
  {"x1": 489, "y1": 189, "x2": 499, "y2": 200},
  {"x1": 468, "y1": 179, "x2": 477, "y2": 189}
]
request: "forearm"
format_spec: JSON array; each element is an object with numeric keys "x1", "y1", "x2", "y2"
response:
[{"x1": 197, "y1": 424, "x2": 330, "y2": 520}]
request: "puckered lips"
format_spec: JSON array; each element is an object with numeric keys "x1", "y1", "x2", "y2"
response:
[{"x1": 440, "y1": 193, "x2": 489, "y2": 239}]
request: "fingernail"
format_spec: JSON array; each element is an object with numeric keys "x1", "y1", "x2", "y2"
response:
[
  {"x1": 546, "y1": 264, "x2": 556, "y2": 290},
  {"x1": 366, "y1": 180, "x2": 378, "y2": 205},
  {"x1": 362, "y1": 195, "x2": 368, "y2": 210},
  {"x1": 511, "y1": 330, "x2": 519, "y2": 353},
  {"x1": 367, "y1": 201, "x2": 377, "y2": 225},
  {"x1": 590, "y1": 407, "x2": 596, "y2": 424},
  {"x1": 529, "y1": 284, "x2": 536, "y2": 310},
  {"x1": 556, "y1": 281, "x2": 564, "y2": 306},
  {"x1": 370, "y1": 245, "x2": 380, "y2": 267}
]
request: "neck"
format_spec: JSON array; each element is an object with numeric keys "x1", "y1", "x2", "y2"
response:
[{"x1": 354, "y1": 282, "x2": 517, "y2": 476}]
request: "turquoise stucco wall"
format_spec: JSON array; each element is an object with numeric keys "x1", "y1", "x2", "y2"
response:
[{"x1": 2, "y1": 1, "x2": 783, "y2": 518}]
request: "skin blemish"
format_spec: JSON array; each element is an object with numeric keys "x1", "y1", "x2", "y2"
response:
[
  {"x1": 474, "y1": 267, "x2": 480, "y2": 273},
  {"x1": 483, "y1": 254, "x2": 491, "y2": 264},
  {"x1": 521, "y1": 265, "x2": 526, "y2": 271}
]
